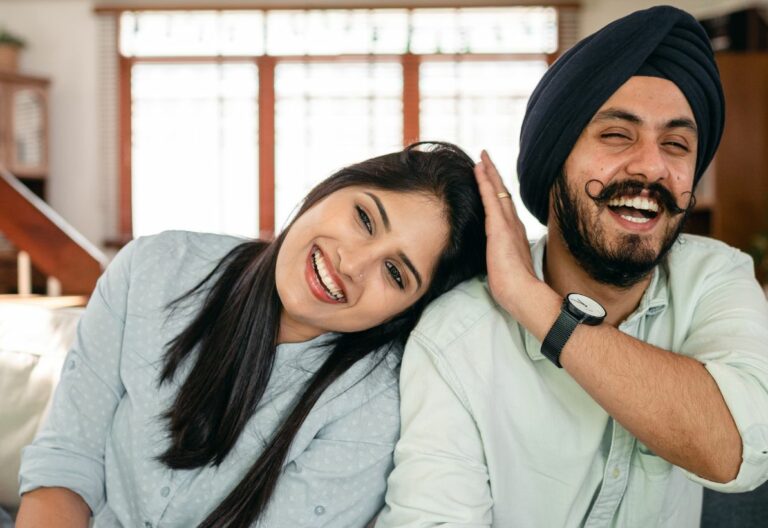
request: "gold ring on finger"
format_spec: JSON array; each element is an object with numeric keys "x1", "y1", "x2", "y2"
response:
[{"x1": 496, "y1": 192, "x2": 511, "y2": 199}]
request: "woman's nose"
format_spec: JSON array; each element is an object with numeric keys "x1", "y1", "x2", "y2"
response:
[{"x1": 337, "y1": 245, "x2": 371, "y2": 282}]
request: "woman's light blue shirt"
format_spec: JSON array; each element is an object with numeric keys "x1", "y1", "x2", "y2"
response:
[{"x1": 19, "y1": 231, "x2": 401, "y2": 527}]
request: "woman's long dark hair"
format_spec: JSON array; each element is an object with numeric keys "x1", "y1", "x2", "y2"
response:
[{"x1": 157, "y1": 142, "x2": 487, "y2": 527}]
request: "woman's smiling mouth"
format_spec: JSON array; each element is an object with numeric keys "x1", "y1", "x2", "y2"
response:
[{"x1": 306, "y1": 245, "x2": 347, "y2": 303}]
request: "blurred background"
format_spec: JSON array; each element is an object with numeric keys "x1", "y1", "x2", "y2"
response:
[{"x1": 0, "y1": 0, "x2": 767, "y2": 295}]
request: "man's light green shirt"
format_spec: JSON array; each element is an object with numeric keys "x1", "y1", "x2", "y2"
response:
[{"x1": 378, "y1": 234, "x2": 768, "y2": 528}]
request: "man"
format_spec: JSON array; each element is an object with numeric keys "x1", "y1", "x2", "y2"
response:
[{"x1": 376, "y1": 6, "x2": 768, "y2": 528}]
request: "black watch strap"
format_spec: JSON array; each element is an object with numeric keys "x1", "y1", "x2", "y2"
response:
[{"x1": 541, "y1": 309, "x2": 582, "y2": 368}]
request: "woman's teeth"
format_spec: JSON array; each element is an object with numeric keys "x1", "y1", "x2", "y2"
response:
[{"x1": 312, "y1": 248, "x2": 346, "y2": 301}]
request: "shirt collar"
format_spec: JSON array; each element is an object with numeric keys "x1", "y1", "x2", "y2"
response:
[{"x1": 522, "y1": 236, "x2": 669, "y2": 362}]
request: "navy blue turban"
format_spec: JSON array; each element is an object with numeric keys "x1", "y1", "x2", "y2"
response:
[{"x1": 518, "y1": 5, "x2": 725, "y2": 224}]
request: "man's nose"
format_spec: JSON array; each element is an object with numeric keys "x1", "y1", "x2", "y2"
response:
[{"x1": 625, "y1": 138, "x2": 669, "y2": 182}]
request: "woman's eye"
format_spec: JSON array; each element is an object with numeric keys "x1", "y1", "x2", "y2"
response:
[
  {"x1": 356, "y1": 206, "x2": 373, "y2": 234},
  {"x1": 385, "y1": 261, "x2": 405, "y2": 290}
]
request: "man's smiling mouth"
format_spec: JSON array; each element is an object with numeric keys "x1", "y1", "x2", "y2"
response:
[{"x1": 606, "y1": 195, "x2": 660, "y2": 224}]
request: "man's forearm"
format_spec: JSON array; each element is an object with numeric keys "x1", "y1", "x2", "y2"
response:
[
  {"x1": 562, "y1": 323, "x2": 742, "y2": 482},
  {"x1": 507, "y1": 282, "x2": 742, "y2": 483},
  {"x1": 16, "y1": 487, "x2": 91, "y2": 528}
]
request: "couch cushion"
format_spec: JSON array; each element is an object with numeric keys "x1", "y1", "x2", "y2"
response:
[{"x1": 0, "y1": 302, "x2": 80, "y2": 510}]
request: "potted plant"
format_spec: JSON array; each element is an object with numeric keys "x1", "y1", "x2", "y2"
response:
[{"x1": 0, "y1": 28, "x2": 26, "y2": 72}]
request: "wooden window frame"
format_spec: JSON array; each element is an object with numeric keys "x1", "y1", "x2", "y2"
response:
[{"x1": 113, "y1": 5, "x2": 573, "y2": 243}]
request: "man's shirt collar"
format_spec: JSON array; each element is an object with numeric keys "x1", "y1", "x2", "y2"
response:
[{"x1": 523, "y1": 236, "x2": 669, "y2": 362}]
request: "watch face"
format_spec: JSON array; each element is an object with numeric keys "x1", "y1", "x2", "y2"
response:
[{"x1": 567, "y1": 293, "x2": 606, "y2": 318}]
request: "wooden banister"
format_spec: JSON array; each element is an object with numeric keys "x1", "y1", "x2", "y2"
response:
[{"x1": 0, "y1": 166, "x2": 108, "y2": 295}]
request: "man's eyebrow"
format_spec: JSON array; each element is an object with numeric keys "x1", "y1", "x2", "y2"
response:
[
  {"x1": 592, "y1": 108, "x2": 698, "y2": 135},
  {"x1": 592, "y1": 108, "x2": 642, "y2": 125},
  {"x1": 399, "y1": 252, "x2": 423, "y2": 290},
  {"x1": 364, "y1": 191, "x2": 390, "y2": 231},
  {"x1": 666, "y1": 117, "x2": 698, "y2": 135}
]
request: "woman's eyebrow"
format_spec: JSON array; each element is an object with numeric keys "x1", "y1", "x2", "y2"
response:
[
  {"x1": 364, "y1": 191, "x2": 390, "y2": 231},
  {"x1": 364, "y1": 191, "x2": 423, "y2": 290},
  {"x1": 399, "y1": 252, "x2": 423, "y2": 290}
]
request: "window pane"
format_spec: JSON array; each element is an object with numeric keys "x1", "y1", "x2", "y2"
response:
[
  {"x1": 410, "y1": 7, "x2": 557, "y2": 54},
  {"x1": 274, "y1": 62, "x2": 402, "y2": 230},
  {"x1": 132, "y1": 62, "x2": 258, "y2": 237},
  {"x1": 420, "y1": 60, "x2": 548, "y2": 238},
  {"x1": 121, "y1": 11, "x2": 264, "y2": 56},
  {"x1": 266, "y1": 10, "x2": 408, "y2": 55}
]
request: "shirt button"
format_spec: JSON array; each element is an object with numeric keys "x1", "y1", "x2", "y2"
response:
[
  {"x1": 68, "y1": 360, "x2": 76, "y2": 370},
  {"x1": 144, "y1": 522, "x2": 153, "y2": 528},
  {"x1": 160, "y1": 486, "x2": 170, "y2": 497},
  {"x1": 314, "y1": 505, "x2": 326, "y2": 516},
  {"x1": 612, "y1": 467, "x2": 621, "y2": 479}
]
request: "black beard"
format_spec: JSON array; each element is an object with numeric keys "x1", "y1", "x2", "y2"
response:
[{"x1": 551, "y1": 171, "x2": 689, "y2": 289}]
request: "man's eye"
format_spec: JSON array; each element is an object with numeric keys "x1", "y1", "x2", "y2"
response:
[
  {"x1": 602, "y1": 132, "x2": 630, "y2": 140},
  {"x1": 665, "y1": 141, "x2": 690, "y2": 152},
  {"x1": 385, "y1": 261, "x2": 405, "y2": 290},
  {"x1": 356, "y1": 206, "x2": 373, "y2": 234}
]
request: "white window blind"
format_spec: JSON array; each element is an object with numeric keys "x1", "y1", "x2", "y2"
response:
[
  {"x1": 420, "y1": 60, "x2": 549, "y2": 238},
  {"x1": 274, "y1": 61, "x2": 402, "y2": 230},
  {"x1": 131, "y1": 63, "x2": 259, "y2": 238}
]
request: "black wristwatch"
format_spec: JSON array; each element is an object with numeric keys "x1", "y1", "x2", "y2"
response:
[{"x1": 541, "y1": 293, "x2": 606, "y2": 368}]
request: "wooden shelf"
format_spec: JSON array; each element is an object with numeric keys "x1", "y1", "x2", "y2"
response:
[{"x1": 700, "y1": 53, "x2": 768, "y2": 257}]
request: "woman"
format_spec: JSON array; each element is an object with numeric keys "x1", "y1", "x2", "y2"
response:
[{"x1": 17, "y1": 142, "x2": 486, "y2": 528}]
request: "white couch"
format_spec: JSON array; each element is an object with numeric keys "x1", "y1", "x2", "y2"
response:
[{"x1": 0, "y1": 301, "x2": 81, "y2": 517}]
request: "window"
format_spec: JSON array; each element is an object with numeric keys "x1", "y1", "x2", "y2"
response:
[
  {"x1": 131, "y1": 62, "x2": 259, "y2": 237},
  {"x1": 274, "y1": 61, "x2": 402, "y2": 229},
  {"x1": 420, "y1": 60, "x2": 549, "y2": 236},
  {"x1": 117, "y1": 6, "x2": 574, "y2": 241}
]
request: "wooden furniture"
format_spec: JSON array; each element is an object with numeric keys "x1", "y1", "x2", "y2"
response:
[
  {"x1": 0, "y1": 71, "x2": 49, "y2": 197},
  {"x1": 686, "y1": 53, "x2": 768, "y2": 278},
  {"x1": 0, "y1": 72, "x2": 50, "y2": 292}
]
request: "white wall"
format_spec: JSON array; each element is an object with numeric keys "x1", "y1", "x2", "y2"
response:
[
  {"x1": 0, "y1": 0, "x2": 106, "y2": 247},
  {"x1": 581, "y1": 0, "x2": 768, "y2": 37}
]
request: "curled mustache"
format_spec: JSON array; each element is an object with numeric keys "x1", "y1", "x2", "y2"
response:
[{"x1": 584, "y1": 179, "x2": 696, "y2": 216}]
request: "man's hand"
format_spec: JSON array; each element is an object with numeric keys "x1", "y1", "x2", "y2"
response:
[{"x1": 474, "y1": 151, "x2": 546, "y2": 320}]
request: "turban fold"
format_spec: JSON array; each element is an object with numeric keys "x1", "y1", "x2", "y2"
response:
[{"x1": 518, "y1": 5, "x2": 725, "y2": 224}]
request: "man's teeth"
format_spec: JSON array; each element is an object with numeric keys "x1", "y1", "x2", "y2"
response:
[
  {"x1": 312, "y1": 248, "x2": 345, "y2": 301},
  {"x1": 620, "y1": 214, "x2": 651, "y2": 224},
  {"x1": 607, "y1": 196, "x2": 660, "y2": 212}
]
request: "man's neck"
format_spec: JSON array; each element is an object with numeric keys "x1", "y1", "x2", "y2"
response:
[{"x1": 543, "y1": 228, "x2": 652, "y2": 327}]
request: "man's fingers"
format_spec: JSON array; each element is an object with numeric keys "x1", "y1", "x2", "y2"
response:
[
  {"x1": 479, "y1": 150, "x2": 519, "y2": 220},
  {"x1": 474, "y1": 161, "x2": 507, "y2": 233}
]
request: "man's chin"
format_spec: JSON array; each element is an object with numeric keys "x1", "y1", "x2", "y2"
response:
[{"x1": 611, "y1": 233, "x2": 663, "y2": 259}]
